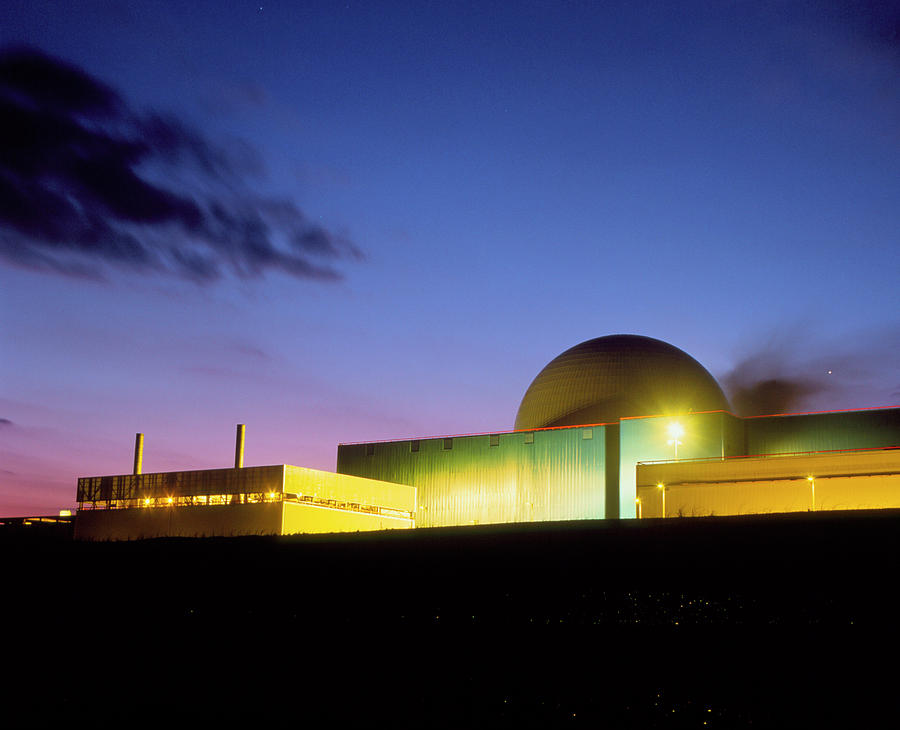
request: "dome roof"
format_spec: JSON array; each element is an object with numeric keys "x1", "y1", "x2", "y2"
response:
[{"x1": 514, "y1": 335, "x2": 730, "y2": 430}]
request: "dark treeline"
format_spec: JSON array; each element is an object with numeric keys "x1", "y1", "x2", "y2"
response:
[{"x1": 3, "y1": 511, "x2": 899, "y2": 727}]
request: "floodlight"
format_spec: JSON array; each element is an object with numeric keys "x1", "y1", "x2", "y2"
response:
[{"x1": 667, "y1": 422, "x2": 685, "y2": 439}]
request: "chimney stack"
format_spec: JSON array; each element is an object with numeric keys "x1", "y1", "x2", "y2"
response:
[
  {"x1": 133, "y1": 433, "x2": 144, "y2": 475},
  {"x1": 234, "y1": 424, "x2": 245, "y2": 468}
]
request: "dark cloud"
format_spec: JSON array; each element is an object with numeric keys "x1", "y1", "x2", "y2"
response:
[
  {"x1": 835, "y1": 0, "x2": 900, "y2": 56},
  {"x1": 0, "y1": 418, "x2": 13, "y2": 427},
  {"x1": 722, "y1": 325, "x2": 900, "y2": 417},
  {"x1": 229, "y1": 343, "x2": 270, "y2": 361},
  {"x1": 0, "y1": 46, "x2": 360, "y2": 283}
]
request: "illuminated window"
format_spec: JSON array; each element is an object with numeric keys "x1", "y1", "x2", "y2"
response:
[
  {"x1": 489, "y1": 434, "x2": 500, "y2": 447},
  {"x1": 442, "y1": 438, "x2": 453, "y2": 450},
  {"x1": 582, "y1": 428, "x2": 593, "y2": 440},
  {"x1": 410, "y1": 440, "x2": 420, "y2": 453},
  {"x1": 365, "y1": 444, "x2": 375, "y2": 456},
  {"x1": 524, "y1": 432, "x2": 534, "y2": 444}
]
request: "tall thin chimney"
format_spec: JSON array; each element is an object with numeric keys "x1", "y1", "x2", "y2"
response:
[
  {"x1": 133, "y1": 433, "x2": 144, "y2": 475},
  {"x1": 234, "y1": 424, "x2": 245, "y2": 469}
]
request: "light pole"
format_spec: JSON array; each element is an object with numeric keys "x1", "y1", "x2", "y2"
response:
[
  {"x1": 667, "y1": 422, "x2": 684, "y2": 460},
  {"x1": 807, "y1": 476, "x2": 815, "y2": 511},
  {"x1": 657, "y1": 482, "x2": 666, "y2": 519},
  {"x1": 635, "y1": 497, "x2": 642, "y2": 520}
]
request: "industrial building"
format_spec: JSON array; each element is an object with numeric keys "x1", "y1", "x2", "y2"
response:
[
  {"x1": 338, "y1": 336, "x2": 899, "y2": 525},
  {"x1": 75, "y1": 335, "x2": 900, "y2": 539},
  {"x1": 74, "y1": 427, "x2": 415, "y2": 540}
]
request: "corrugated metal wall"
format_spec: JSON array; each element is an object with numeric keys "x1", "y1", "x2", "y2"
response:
[
  {"x1": 745, "y1": 408, "x2": 900, "y2": 455},
  {"x1": 636, "y1": 448, "x2": 900, "y2": 518},
  {"x1": 74, "y1": 502, "x2": 283, "y2": 540},
  {"x1": 638, "y1": 474, "x2": 900, "y2": 519},
  {"x1": 337, "y1": 426, "x2": 607, "y2": 527},
  {"x1": 638, "y1": 475, "x2": 900, "y2": 518},
  {"x1": 335, "y1": 408, "x2": 898, "y2": 525},
  {"x1": 638, "y1": 447, "x2": 900, "y2": 486},
  {"x1": 281, "y1": 502, "x2": 413, "y2": 534},
  {"x1": 284, "y1": 466, "x2": 415, "y2": 512}
]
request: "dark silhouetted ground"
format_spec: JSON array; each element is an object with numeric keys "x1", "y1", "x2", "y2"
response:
[{"x1": 3, "y1": 510, "x2": 899, "y2": 727}]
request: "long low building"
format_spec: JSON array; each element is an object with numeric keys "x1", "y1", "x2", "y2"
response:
[
  {"x1": 75, "y1": 462, "x2": 415, "y2": 540},
  {"x1": 338, "y1": 409, "x2": 900, "y2": 525},
  {"x1": 636, "y1": 447, "x2": 900, "y2": 519}
]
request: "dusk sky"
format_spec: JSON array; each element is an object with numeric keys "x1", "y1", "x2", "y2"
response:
[{"x1": 1, "y1": 0, "x2": 897, "y2": 516}]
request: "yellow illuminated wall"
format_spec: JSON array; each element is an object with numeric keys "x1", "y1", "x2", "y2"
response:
[
  {"x1": 282, "y1": 502, "x2": 412, "y2": 534},
  {"x1": 636, "y1": 448, "x2": 900, "y2": 519},
  {"x1": 284, "y1": 465, "x2": 415, "y2": 515}
]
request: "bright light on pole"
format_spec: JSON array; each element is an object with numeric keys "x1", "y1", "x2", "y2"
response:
[
  {"x1": 635, "y1": 497, "x2": 642, "y2": 520},
  {"x1": 667, "y1": 422, "x2": 684, "y2": 459},
  {"x1": 657, "y1": 482, "x2": 666, "y2": 519},
  {"x1": 807, "y1": 476, "x2": 815, "y2": 511}
]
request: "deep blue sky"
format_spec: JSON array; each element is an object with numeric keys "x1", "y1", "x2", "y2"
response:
[{"x1": 1, "y1": 1, "x2": 898, "y2": 514}]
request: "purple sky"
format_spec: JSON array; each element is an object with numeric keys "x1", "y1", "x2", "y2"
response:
[{"x1": 1, "y1": 1, "x2": 898, "y2": 515}]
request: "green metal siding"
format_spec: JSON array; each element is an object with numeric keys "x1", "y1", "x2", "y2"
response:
[
  {"x1": 337, "y1": 427, "x2": 607, "y2": 527},
  {"x1": 604, "y1": 425, "x2": 620, "y2": 519},
  {"x1": 745, "y1": 408, "x2": 900, "y2": 456}
]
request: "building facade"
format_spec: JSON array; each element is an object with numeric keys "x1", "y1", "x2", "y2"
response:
[
  {"x1": 337, "y1": 407, "x2": 900, "y2": 527},
  {"x1": 75, "y1": 463, "x2": 415, "y2": 540},
  {"x1": 75, "y1": 335, "x2": 900, "y2": 539}
]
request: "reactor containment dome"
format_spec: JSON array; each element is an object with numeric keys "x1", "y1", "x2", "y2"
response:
[{"x1": 514, "y1": 334, "x2": 731, "y2": 430}]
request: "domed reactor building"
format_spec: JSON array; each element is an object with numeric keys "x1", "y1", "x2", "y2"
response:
[
  {"x1": 514, "y1": 335, "x2": 730, "y2": 430},
  {"x1": 76, "y1": 335, "x2": 899, "y2": 539}
]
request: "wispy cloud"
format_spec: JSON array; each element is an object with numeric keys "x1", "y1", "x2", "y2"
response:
[{"x1": 0, "y1": 46, "x2": 361, "y2": 283}]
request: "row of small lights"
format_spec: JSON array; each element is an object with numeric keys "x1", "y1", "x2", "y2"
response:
[{"x1": 141, "y1": 492, "x2": 280, "y2": 506}]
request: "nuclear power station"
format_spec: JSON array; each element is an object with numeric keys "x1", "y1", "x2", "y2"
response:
[{"x1": 74, "y1": 335, "x2": 900, "y2": 540}]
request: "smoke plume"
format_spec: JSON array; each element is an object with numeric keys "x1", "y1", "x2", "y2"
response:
[
  {"x1": 722, "y1": 326, "x2": 900, "y2": 417},
  {"x1": 722, "y1": 353, "x2": 827, "y2": 417}
]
